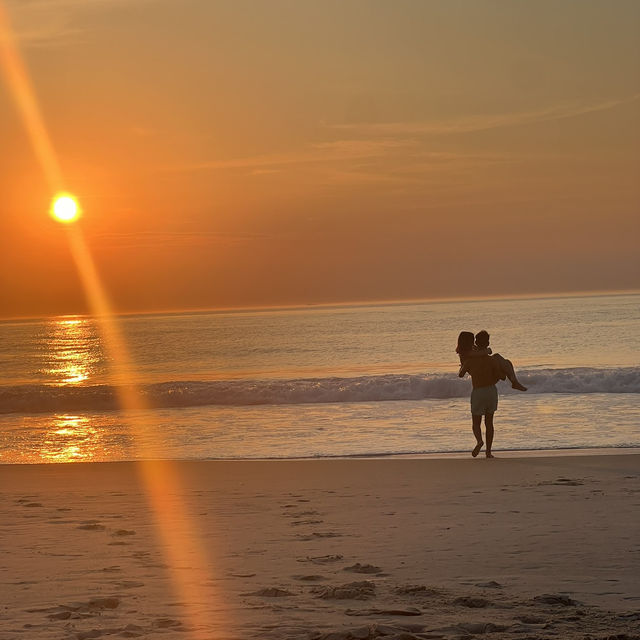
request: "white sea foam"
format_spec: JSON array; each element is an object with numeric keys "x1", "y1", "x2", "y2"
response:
[{"x1": 1, "y1": 367, "x2": 638, "y2": 414}]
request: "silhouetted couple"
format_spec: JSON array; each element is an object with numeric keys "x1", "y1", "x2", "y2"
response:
[{"x1": 457, "y1": 330, "x2": 527, "y2": 459}]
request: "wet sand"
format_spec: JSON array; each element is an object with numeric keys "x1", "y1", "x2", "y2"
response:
[{"x1": 1, "y1": 454, "x2": 639, "y2": 639}]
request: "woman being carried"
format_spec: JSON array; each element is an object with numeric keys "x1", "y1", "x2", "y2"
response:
[{"x1": 456, "y1": 330, "x2": 527, "y2": 391}]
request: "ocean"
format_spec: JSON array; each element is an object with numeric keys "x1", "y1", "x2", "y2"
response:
[{"x1": 0, "y1": 293, "x2": 638, "y2": 463}]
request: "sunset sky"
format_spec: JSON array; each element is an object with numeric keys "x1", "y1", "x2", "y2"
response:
[{"x1": 1, "y1": 0, "x2": 638, "y2": 318}]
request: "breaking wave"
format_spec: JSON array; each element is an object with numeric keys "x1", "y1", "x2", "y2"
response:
[{"x1": 1, "y1": 367, "x2": 638, "y2": 415}]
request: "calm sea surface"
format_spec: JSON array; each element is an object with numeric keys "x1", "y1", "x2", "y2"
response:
[{"x1": 0, "y1": 294, "x2": 638, "y2": 463}]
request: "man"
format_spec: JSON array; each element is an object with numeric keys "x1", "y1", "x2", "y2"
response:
[{"x1": 458, "y1": 339, "x2": 504, "y2": 458}]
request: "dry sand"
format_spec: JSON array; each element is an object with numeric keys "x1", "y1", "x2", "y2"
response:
[{"x1": 1, "y1": 454, "x2": 639, "y2": 639}]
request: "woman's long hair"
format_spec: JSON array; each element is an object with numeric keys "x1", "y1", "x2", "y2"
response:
[{"x1": 456, "y1": 331, "x2": 475, "y2": 356}]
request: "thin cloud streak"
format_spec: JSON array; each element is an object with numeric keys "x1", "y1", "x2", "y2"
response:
[
  {"x1": 163, "y1": 140, "x2": 510, "y2": 175},
  {"x1": 90, "y1": 230, "x2": 266, "y2": 250},
  {"x1": 331, "y1": 95, "x2": 640, "y2": 137},
  {"x1": 4, "y1": 0, "x2": 158, "y2": 45},
  {"x1": 165, "y1": 139, "x2": 417, "y2": 173}
]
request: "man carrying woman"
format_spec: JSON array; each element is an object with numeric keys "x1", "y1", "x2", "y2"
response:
[{"x1": 457, "y1": 330, "x2": 527, "y2": 458}]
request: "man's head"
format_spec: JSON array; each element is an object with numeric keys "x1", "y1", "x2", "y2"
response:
[{"x1": 475, "y1": 330, "x2": 490, "y2": 348}]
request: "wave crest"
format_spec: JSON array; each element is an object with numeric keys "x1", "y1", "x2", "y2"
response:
[{"x1": 1, "y1": 367, "x2": 638, "y2": 415}]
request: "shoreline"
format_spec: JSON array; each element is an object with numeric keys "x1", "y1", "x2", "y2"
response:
[{"x1": 3, "y1": 445, "x2": 640, "y2": 467}]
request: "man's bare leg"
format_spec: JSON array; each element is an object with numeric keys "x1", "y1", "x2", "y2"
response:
[
  {"x1": 471, "y1": 414, "x2": 483, "y2": 457},
  {"x1": 484, "y1": 413, "x2": 495, "y2": 458}
]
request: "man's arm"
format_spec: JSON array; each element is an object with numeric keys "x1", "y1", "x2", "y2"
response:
[
  {"x1": 459, "y1": 361, "x2": 470, "y2": 378},
  {"x1": 491, "y1": 356, "x2": 504, "y2": 383},
  {"x1": 464, "y1": 347, "x2": 492, "y2": 357}
]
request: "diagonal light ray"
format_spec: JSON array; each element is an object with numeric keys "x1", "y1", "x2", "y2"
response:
[
  {"x1": 1, "y1": 4, "x2": 225, "y2": 636},
  {"x1": 68, "y1": 227, "x2": 224, "y2": 637},
  {"x1": 0, "y1": 3, "x2": 62, "y2": 191}
]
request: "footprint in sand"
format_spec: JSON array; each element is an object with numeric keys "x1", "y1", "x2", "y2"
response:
[
  {"x1": 111, "y1": 529, "x2": 136, "y2": 537},
  {"x1": 293, "y1": 574, "x2": 327, "y2": 582},
  {"x1": 153, "y1": 618, "x2": 184, "y2": 629},
  {"x1": 517, "y1": 614, "x2": 547, "y2": 624},
  {"x1": 343, "y1": 563, "x2": 383, "y2": 575},
  {"x1": 73, "y1": 620, "x2": 179, "y2": 638},
  {"x1": 46, "y1": 596, "x2": 121, "y2": 620},
  {"x1": 48, "y1": 611, "x2": 72, "y2": 620},
  {"x1": 534, "y1": 593, "x2": 579, "y2": 606},
  {"x1": 553, "y1": 477, "x2": 584, "y2": 486},
  {"x1": 538, "y1": 478, "x2": 585, "y2": 487},
  {"x1": 85, "y1": 597, "x2": 121, "y2": 611},
  {"x1": 344, "y1": 606, "x2": 422, "y2": 616},
  {"x1": 299, "y1": 554, "x2": 344, "y2": 564},
  {"x1": 453, "y1": 596, "x2": 490, "y2": 608},
  {"x1": 243, "y1": 587, "x2": 294, "y2": 597},
  {"x1": 312, "y1": 581, "x2": 376, "y2": 600},
  {"x1": 112, "y1": 581, "x2": 145, "y2": 590},
  {"x1": 296, "y1": 531, "x2": 342, "y2": 541},
  {"x1": 395, "y1": 585, "x2": 442, "y2": 596},
  {"x1": 283, "y1": 509, "x2": 321, "y2": 518},
  {"x1": 77, "y1": 521, "x2": 106, "y2": 531},
  {"x1": 475, "y1": 580, "x2": 503, "y2": 589},
  {"x1": 455, "y1": 622, "x2": 507, "y2": 633},
  {"x1": 101, "y1": 566, "x2": 122, "y2": 573}
]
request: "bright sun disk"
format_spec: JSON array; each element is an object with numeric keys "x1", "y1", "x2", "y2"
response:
[{"x1": 51, "y1": 193, "x2": 80, "y2": 223}]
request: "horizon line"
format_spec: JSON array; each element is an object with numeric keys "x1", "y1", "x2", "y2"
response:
[{"x1": 1, "y1": 288, "x2": 639, "y2": 323}]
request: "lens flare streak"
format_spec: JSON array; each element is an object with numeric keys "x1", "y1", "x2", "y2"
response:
[
  {"x1": 0, "y1": 5, "x2": 226, "y2": 635},
  {"x1": 0, "y1": 4, "x2": 62, "y2": 191},
  {"x1": 65, "y1": 193, "x2": 226, "y2": 640}
]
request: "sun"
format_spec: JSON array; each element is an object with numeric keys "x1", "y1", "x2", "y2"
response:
[{"x1": 50, "y1": 193, "x2": 81, "y2": 224}]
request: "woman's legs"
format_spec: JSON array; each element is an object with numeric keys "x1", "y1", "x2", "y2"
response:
[{"x1": 492, "y1": 353, "x2": 527, "y2": 391}]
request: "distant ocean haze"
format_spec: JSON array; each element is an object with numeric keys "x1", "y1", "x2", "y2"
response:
[{"x1": 0, "y1": 294, "x2": 638, "y2": 462}]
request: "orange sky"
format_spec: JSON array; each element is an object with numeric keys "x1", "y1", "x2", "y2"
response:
[{"x1": 1, "y1": 0, "x2": 638, "y2": 318}]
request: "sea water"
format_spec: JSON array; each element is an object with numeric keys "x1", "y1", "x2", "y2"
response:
[{"x1": 0, "y1": 293, "x2": 638, "y2": 463}]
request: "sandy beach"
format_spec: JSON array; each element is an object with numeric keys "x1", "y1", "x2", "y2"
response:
[{"x1": 1, "y1": 454, "x2": 639, "y2": 639}]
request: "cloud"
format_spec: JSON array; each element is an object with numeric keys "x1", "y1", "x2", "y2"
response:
[
  {"x1": 90, "y1": 230, "x2": 266, "y2": 250},
  {"x1": 330, "y1": 95, "x2": 640, "y2": 137},
  {"x1": 250, "y1": 169, "x2": 282, "y2": 176},
  {"x1": 166, "y1": 139, "x2": 417, "y2": 173},
  {"x1": 162, "y1": 138, "x2": 515, "y2": 190},
  {"x1": 130, "y1": 126, "x2": 157, "y2": 137},
  {"x1": 3, "y1": 0, "x2": 157, "y2": 45}
]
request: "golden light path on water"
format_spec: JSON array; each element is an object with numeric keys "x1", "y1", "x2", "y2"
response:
[
  {"x1": 46, "y1": 318, "x2": 95, "y2": 384},
  {"x1": 0, "y1": 5, "x2": 225, "y2": 636},
  {"x1": 41, "y1": 415, "x2": 98, "y2": 463}
]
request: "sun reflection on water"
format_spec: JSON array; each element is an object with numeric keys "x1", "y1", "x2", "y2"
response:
[
  {"x1": 41, "y1": 415, "x2": 102, "y2": 463},
  {"x1": 43, "y1": 316, "x2": 102, "y2": 385}
]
